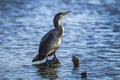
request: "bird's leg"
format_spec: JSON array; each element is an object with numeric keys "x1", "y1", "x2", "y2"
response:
[
  {"x1": 46, "y1": 55, "x2": 50, "y2": 66},
  {"x1": 53, "y1": 53, "x2": 59, "y2": 62}
]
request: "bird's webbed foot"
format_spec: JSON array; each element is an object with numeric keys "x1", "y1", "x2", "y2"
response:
[
  {"x1": 53, "y1": 57, "x2": 59, "y2": 63},
  {"x1": 53, "y1": 53, "x2": 59, "y2": 62}
]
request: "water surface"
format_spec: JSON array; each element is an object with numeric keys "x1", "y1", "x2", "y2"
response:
[{"x1": 0, "y1": 0, "x2": 120, "y2": 80}]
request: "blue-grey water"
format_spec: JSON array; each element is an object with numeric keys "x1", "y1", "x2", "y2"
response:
[{"x1": 0, "y1": 0, "x2": 120, "y2": 80}]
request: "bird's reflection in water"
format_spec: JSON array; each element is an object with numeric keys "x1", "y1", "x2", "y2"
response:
[
  {"x1": 38, "y1": 67, "x2": 58, "y2": 80},
  {"x1": 33, "y1": 58, "x2": 60, "y2": 80}
]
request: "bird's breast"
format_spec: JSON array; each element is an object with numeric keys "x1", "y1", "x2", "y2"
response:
[
  {"x1": 51, "y1": 27, "x2": 64, "y2": 49},
  {"x1": 57, "y1": 37, "x2": 62, "y2": 46}
]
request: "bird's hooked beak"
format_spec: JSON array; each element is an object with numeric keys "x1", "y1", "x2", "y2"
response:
[{"x1": 62, "y1": 10, "x2": 71, "y2": 16}]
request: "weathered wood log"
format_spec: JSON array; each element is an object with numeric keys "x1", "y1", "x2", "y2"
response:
[
  {"x1": 33, "y1": 58, "x2": 61, "y2": 69},
  {"x1": 80, "y1": 71, "x2": 87, "y2": 78},
  {"x1": 32, "y1": 58, "x2": 60, "y2": 79},
  {"x1": 72, "y1": 55, "x2": 80, "y2": 68}
]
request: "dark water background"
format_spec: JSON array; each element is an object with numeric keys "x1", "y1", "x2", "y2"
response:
[{"x1": 0, "y1": 0, "x2": 120, "y2": 80}]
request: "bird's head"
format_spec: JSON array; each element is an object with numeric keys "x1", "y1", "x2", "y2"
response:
[{"x1": 54, "y1": 10, "x2": 71, "y2": 21}]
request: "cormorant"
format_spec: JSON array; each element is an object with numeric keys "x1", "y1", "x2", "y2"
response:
[{"x1": 32, "y1": 11, "x2": 71, "y2": 64}]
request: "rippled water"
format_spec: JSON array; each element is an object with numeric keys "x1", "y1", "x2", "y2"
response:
[{"x1": 0, "y1": 0, "x2": 120, "y2": 80}]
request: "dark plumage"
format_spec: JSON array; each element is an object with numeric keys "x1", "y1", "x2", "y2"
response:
[{"x1": 32, "y1": 11, "x2": 71, "y2": 63}]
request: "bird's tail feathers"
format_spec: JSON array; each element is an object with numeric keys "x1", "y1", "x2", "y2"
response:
[{"x1": 32, "y1": 54, "x2": 45, "y2": 62}]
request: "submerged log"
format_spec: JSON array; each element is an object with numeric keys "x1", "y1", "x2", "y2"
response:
[
  {"x1": 80, "y1": 71, "x2": 87, "y2": 78},
  {"x1": 33, "y1": 58, "x2": 61, "y2": 69},
  {"x1": 32, "y1": 58, "x2": 60, "y2": 79},
  {"x1": 72, "y1": 55, "x2": 80, "y2": 68}
]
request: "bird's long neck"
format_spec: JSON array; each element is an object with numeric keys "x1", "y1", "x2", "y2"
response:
[
  {"x1": 53, "y1": 19, "x2": 64, "y2": 36},
  {"x1": 54, "y1": 19, "x2": 61, "y2": 29}
]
